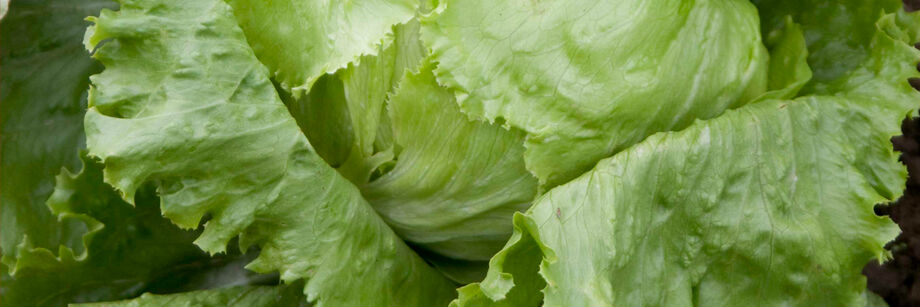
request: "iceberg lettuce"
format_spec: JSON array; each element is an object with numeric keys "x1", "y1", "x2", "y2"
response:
[{"x1": 2, "y1": 0, "x2": 918, "y2": 306}]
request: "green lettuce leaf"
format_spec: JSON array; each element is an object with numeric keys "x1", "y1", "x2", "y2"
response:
[
  {"x1": 0, "y1": 0, "x2": 112, "y2": 266},
  {"x1": 1, "y1": 1, "x2": 277, "y2": 305},
  {"x1": 283, "y1": 20, "x2": 427, "y2": 184},
  {"x1": 7, "y1": 0, "x2": 915, "y2": 304},
  {"x1": 756, "y1": 16, "x2": 812, "y2": 101},
  {"x1": 420, "y1": 0, "x2": 769, "y2": 187},
  {"x1": 751, "y1": 0, "x2": 903, "y2": 90},
  {"x1": 484, "y1": 97, "x2": 903, "y2": 306},
  {"x1": 223, "y1": 0, "x2": 417, "y2": 95},
  {"x1": 455, "y1": 7, "x2": 920, "y2": 306},
  {"x1": 2, "y1": 153, "x2": 274, "y2": 306},
  {"x1": 280, "y1": 74, "x2": 355, "y2": 169},
  {"x1": 280, "y1": 21, "x2": 539, "y2": 264},
  {"x1": 75, "y1": 283, "x2": 306, "y2": 307},
  {"x1": 83, "y1": 0, "x2": 456, "y2": 305},
  {"x1": 336, "y1": 20, "x2": 427, "y2": 183},
  {"x1": 361, "y1": 62, "x2": 538, "y2": 261}
]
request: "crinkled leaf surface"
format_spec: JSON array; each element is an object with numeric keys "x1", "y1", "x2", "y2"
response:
[
  {"x1": 455, "y1": 8, "x2": 920, "y2": 307},
  {"x1": 224, "y1": 0, "x2": 417, "y2": 94},
  {"x1": 83, "y1": 0, "x2": 456, "y2": 305},
  {"x1": 3, "y1": 154, "x2": 271, "y2": 307},
  {"x1": 361, "y1": 62, "x2": 538, "y2": 261},
  {"x1": 6, "y1": 0, "x2": 919, "y2": 305},
  {"x1": 340, "y1": 20, "x2": 426, "y2": 161},
  {"x1": 1, "y1": 1, "x2": 274, "y2": 305},
  {"x1": 421, "y1": 0, "x2": 769, "y2": 187},
  {"x1": 496, "y1": 97, "x2": 903, "y2": 306},
  {"x1": 76, "y1": 283, "x2": 306, "y2": 307}
]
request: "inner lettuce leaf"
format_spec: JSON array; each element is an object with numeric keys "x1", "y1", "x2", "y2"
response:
[
  {"x1": 337, "y1": 20, "x2": 428, "y2": 183},
  {"x1": 420, "y1": 0, "x2": 769, "y2": 188},
  {"x1": 83, "y1": 0, "x2": 456, "y2": 305},
  {"x1": 223, "y1": 0, "x2": 418, "y2": 96},
  {"x1": 280, "y1": 19, "x2": 540, "y2": 263},
  {"x1": 282, "y1": 20, "x2": 427, "y2": 183},
  {"x1": 455, "y1": 7, "x2": 920, "y2": 306},
  {"x1": 756, "y1": 16, "x2": 812, "y2": 101},
  {"x1": 361, "y1": 61, "x2": 538, "y2": 261}
]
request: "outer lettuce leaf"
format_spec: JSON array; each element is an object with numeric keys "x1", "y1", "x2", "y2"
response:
[
  {"x1": 456, "y1": 8, "x2": 920, "y2": 306},
  {"x1": 823, "y1": 9, "x2": 920, "y2": 105},
  {"x1": 517, "y1": 97, "x2": 903, "y2": 306},
  {"x1": 751, "y1": 0, "x2": 903, "y2": 91},
  {"x1": 3, "y1": 154, "x2": 270, "y2": 306},
  {"x1": 361, "y1": 62, "x2": 538, "y2": 261},
  {"x1": 1, "y1": 1, "x2": 275, "y2": 305},
  {"x1": 83, "y1": 0, "x2": 456, "y2": 306},
  {"x1": 460, "y1": 97, "x2": 909, "y2": 306},
  {"x1": 0, "y1": 0, "x2": 112, "y2": 266},
  {"x1": 420, "y1": 0, "x2": 768, "y2": 187},
  {"x1": 76, "y1": 283, "x2": 306, "y2": 307},
  {"x1": 223, "y1": 0, "x2": 417, "y2": 95}
]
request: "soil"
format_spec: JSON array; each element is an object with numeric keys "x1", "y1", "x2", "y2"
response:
[
  {"x1": 864, "y1": 116, "x2": 920, "y2": 306},
  {"x1": 860, "y1": 4, "x2": 920, "y2": 305}
]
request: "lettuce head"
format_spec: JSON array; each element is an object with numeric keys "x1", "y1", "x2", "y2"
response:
[{"x1": 2, "y1": 0, "x2": 919, "y2": 306}]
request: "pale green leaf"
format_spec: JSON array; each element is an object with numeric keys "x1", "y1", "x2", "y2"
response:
[
  {"x1": 224, "y1": 0, "x2": 417, "y2": 95},
  {"x1": 421, "y1": 0, "x2": 769, "y2": 187},
  {"x1": 362, "y1": 62, "x2": 538, "y2": 261},
  {"x1": 529, "y1": 97, "x2": 903, "y2": 306},
  {"x1": 340, "y1": 20, "x2": 427, "y2": 161},
  {"x1": 457, "y1": 8, "x2": 920, "y2": 306}
]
